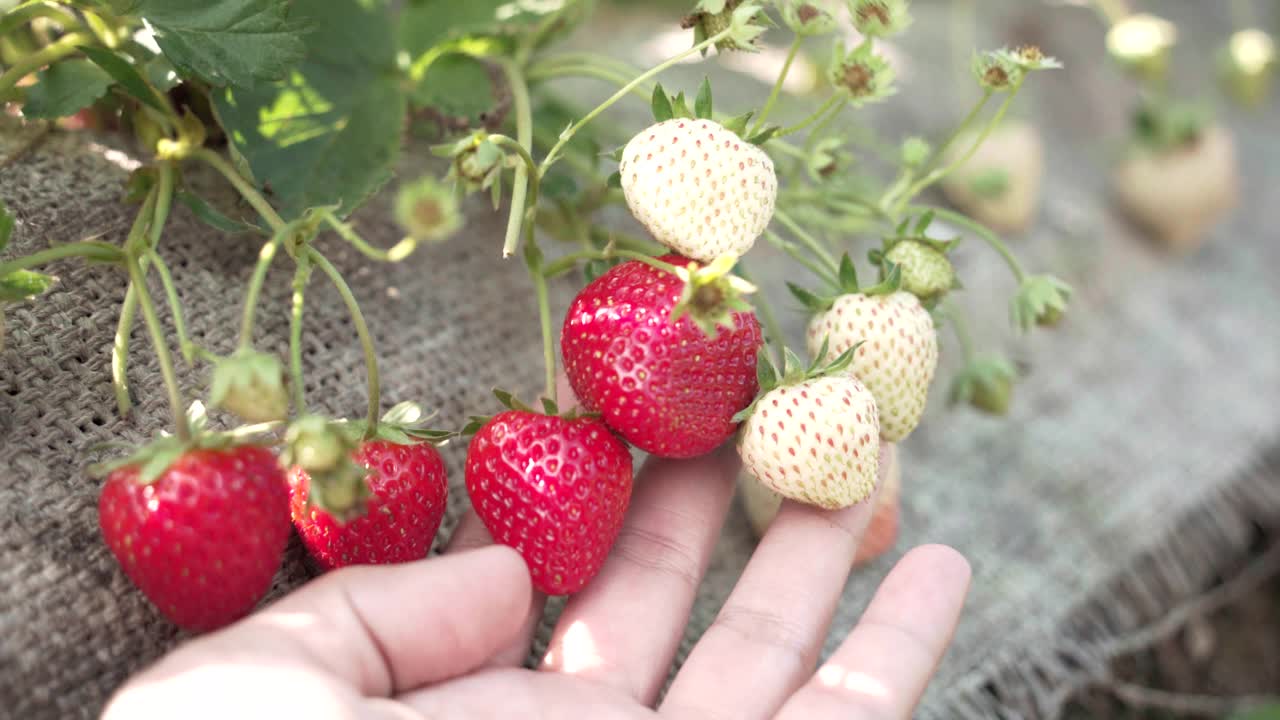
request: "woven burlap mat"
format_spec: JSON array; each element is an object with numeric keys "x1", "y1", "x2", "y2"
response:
[{"x1": 3, "y1": 3, "x2": 1280, "y2": 717}]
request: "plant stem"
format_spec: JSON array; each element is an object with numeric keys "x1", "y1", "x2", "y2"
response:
[
  {"x1": 146, "y1": 250, "x2": 193, "y2": 364},
  {"x1": 0, "y1": 241, "x2": 123, "y2": 276},
  {"x1": 148, "y1": 162, "x2": 175, "y2": 248},
  {"x1": 881, "y1": 90, "x2": 992, "y2": 212},
  {"x1": 774, "y1": 209, "x2": 839, "y2": 273},
  {"x1": 322, "y1": 210, "x2": 416, "y2": 262},
  {"x1": 735, "y1": 262, "x2": 782, "y2": 366},
  {"x1": 526, "y1": 63, "x2": 652, "y2": 100},
  {"x1": 307, "y1": 247, "x2": 379, "y2": 437},
  {"x1": 751, "y1": 35, "x2": 802, "y2": 135},
  {"x1": 126, "y1": 252, "x2": 189, "y2": 442},
  {"x1": 0, "y1": 31, "x2": 90, "y2": 98},
  {"x1": 907, "y1": 204, "x2": 1026, "y2": 282},
  {"x1": 112, "y1": 285, "x2": 138, "y2": 416},
  {"x1": 539, "y1": 27, "x2": 732, "y2": 173},
  {"x1": 289, "y1": 256, "x2": 310, "y2": 414},
  {"x1": 893, "y1": 84, "x2": 1018, "y2": 212},
  {"x1": 193, "y1": 148, "x2": 286, "y2": 232},
  {"x1": 237, "y1": 233, "x2": 282, "y2": 349},
  {"x1": 943, "y1": 299, "x2": 976, "y2": 360},
  {"x1": 497, "y1": 59, "x2": 535, "y2": 258},
  {"x1": 527, "y1": 250, "x2": 557, "y2": 405},
  {"x1": 764, "y1": 229, "x2": 837, "y2": 288},
  {"x1": 776, "y1": 94, "x2": 842, "y2": 138}
]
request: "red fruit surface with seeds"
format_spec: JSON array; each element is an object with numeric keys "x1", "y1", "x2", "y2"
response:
[
  {"x1": 288, "y1": 440, "x2": 448, "y2": 570},
  {"x1": 465, "y1": 410, "x2": 633, "y2": 595},
  {"x1": 561, "y1": 255, "x2": 762, "y2": 458},
  {"x1": 98, "y1": 446, "x2": 290, "y2": 632}
]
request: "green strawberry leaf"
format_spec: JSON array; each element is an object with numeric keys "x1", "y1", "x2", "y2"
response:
[
  {"x1": 175, "y1": 189, "x2": 264, "y2": 235},
  {"x1": 78, "y1": 45, "x2": 169, "y2": 114},
  {"x1": 1230, "y1": 704, "x2": 1280, "y2": 720},
  {"x1": 398, "y1": 0, "x2": 549, "y2": 61},
  {"x1": 213, "y1": 0, "x2": 405, "y2": 219},
  {"x1": 410, "y1": 52, "x2": 502, "y2": 129},
  {"x1": 121, "y1": 0, "x2": 307, "y2": 87},
  {"x1": 651, "y1": 82, "x2": 673, "y2": 122},
  {"x1": 694, "y1": 76, "x2": 713, "y2": 119},
  {"x1": 0, "y1": 269, "x2": 55, "y2": 301},
  {"x1": 0, "y1": 199, "x2": 13, "y2": 252}
]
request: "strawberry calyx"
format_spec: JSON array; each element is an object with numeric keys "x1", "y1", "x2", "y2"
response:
[
  {"x1": 209, "y1": 347, "x2": 290, "y2": 424},
  {"x1": 1012, "y1": 275, "x2": 1072, "y2": 332},
  {"x1": 731, "y1": 340, "x2": 858, "y2": 424},
  {"x1": 787, "y1": 252, "x2": 901, "y2": 314},
  {"x1": 460, "y1": 389, "x2": 600, "y2": 436},
  {"x1": 869, "y1": 211, "x2": 960, "y2": 307},
  {"x1": 949, "y1": 354, "x2": 1019, "y2": 416},
  {"x1": 90, "y1": 401, "x2": 280, "y2": 484},
  {"x1": 670, "y1": 253, "x2": 758, "y2": 336},
  {"x1": 681, "y1": 1, "x2": 768, "y2": 54}
]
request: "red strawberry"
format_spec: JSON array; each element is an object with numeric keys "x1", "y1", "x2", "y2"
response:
[
  {"x1": 465, "y1": 410, "x2": 633, "y2": 595},
  {"x1": 288, "y1": 440, "x2": 448, "y2": 570},
  {"x1": 561, "y1": 255, "x2": 762, "y2": 458},
  {"x1": 98, "y1": 446, "x2": 290, "y2": 632}
]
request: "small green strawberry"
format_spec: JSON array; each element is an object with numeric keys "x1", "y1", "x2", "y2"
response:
[
  {"x1": 736, "y1": 345, "x2": 880, "y2": 509},
  {"x1": 872, "y1": 213, "x2": 958, "y2": 305},
  {"x1": 949, "y1": 355, "x2": 1018, "y2": 416},
  {"x1": 209, "y1": 348, "x2": 289, "y2": 423}
]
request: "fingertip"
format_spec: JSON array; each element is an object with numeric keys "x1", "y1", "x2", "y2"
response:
[
  {"x1": 902, "y1": 544, "x2": 972, "y2": 588},
  {"x1": 465, "y1": 544, "x2": 535, "y2": 615}
]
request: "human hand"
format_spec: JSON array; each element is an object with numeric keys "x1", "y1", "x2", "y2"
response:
[{"x1": 104, "y1": 446, "x2": 970, "y2": 720}]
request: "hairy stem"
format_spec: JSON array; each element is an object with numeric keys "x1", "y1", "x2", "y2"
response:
[
  {"x1": 0, "y1": 31, "x2": 91, "y2": 98},
  {"x1": 307, "y1": 247, "x2": 380, "y2": 437},
  {"x1": 764, "y1": 229, "x2": 837, "y2": 288},
  {"x1": 126, "y1": 253, "x2": 189, "y2": 442},
  {"x1": 322, "y1": 210, "x2": 416, "y2": 262},
  {"x1": 526, "y1": 63, "x2": 652, "y2": 100},
  {"x1": 112, "y1": 285, "x2": 138, "y2": 416},
  {"x1": 943, "y1": 299, "x2": 976, "y2": 360},
  {"x1": 193, "y1": 148, "x2": 286, "y2": 232},
  {"x1": 776, "y1": 94, "x2": 842, "y2": 138},
  {"x1": 774, "y1": 209, "x2": 839, "y2": 273},
  {"x1": 528, "y1": 249, "x2": 557, "y2": 404},
  {"x1": 498, "y1": 59, "x2": 535, "y2": 258},
  {"x1": 289, "y1": 256, "x2": 310, "y2": 415},
  {"x1": 0, "y1": 240, "x2": 123, "y2": 276},
  {"x1": 237, "y1": 233, "x2": 283, "y2": 349},
  {"x1": 751, "y1": 35, "x2": 802, "y2": 135},
  {"x1": 147, "y1": 250, "x2": 194, "y2": 364}
]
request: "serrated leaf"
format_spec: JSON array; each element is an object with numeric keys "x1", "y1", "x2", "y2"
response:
[
  {"x1": 398, "y1": 0, "x2": 550, "y2": 60},
  {"x1": 0, "y1": 200, "x2": 13, "y2": 252},
  {"x1": 128, "y1": 0, "x2": 307, "y2": 87},
  {"x1": 20, "y1": 59, "x2": 113, "y2": 119},
  {"x1": 176, "y1": 190, "x2": 262, "y2": 235},
  {"x1": 694, "y1": 77, "x2": 712, "y2": 119},
  {"x1": 78, "y1": 45, "x2": 169, "y2": 114},
  {"x1": 0, "y1": 269, "x2": 55, "y2": 301},
  {"x1": 651, "y1": 83, "x2": 673, "y2": 122},
  {"x1": 213, "y1": 0, "x2": 405, "y2": 219},
  {"x1": 410, "y1": 52, "x2": 499, "y2": 127}
]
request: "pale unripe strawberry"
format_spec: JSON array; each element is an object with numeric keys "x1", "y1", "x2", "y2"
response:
[
  {"x1": 737, "y1": 374, "x2": 880, "y2": 509},
  {"x1": 806, "y1": 291, "x2": 938, "y2": 442},
  {"x1": 619, "y1": 118, "x2": 777, "y2": 262}
]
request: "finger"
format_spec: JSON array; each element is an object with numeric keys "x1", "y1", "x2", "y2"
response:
[
  {"x1": 539, "y1": 444, "x2": 739, "y2": 703},
  {"x1": 403, "y1": 667, "x2": 652, "y2": 720},
  {"x1": 200, "y1": 546, "x2": 532, "y2": 696},
  {"x1": 662, "y1": 442, "x2": 892, "y2": 720},
  {"x1": 775, "y1": 545, "x2": 971, "y2": 720},
  {"x1": 445, "y1": 508, "x2": 547, "y2": 666}
]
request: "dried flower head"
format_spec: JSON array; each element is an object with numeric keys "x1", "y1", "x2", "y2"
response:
[
  {"x1": 848, "y1": 0, "x2": 911, "y2": 37},
  {"x1": 828, "y1": 40, "x2": 895, "y2": 104}
]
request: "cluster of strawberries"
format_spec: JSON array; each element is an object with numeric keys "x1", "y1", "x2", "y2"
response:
[{"x1": 98, "y1": 114, "x2": 945, "y2": 632}]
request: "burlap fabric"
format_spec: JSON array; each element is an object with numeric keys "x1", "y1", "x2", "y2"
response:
[{"x1": 3, "y1": 2, "x2": 1280, "y2": 717}]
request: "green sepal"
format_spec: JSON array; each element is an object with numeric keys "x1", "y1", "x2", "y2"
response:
[
  {"x1": 694, "y1": 77, "x2": 713, "y2": 119},
  {"x1": 746, "y1": 125, "x2": 780, "y2": 146},
  {"x1": 651, "y1": 82, "x2": 674, "y2": 122},
  {"x1": 787, "y1": 281, "x2": 833, "y2": 312},
  {"x1": 669, "y1": 254, "x2": 759, "y2": 337},
  {"x1": 607, "y1": 171, "x2": 622, "y2": 189},
  {"x1": 837, "y1": 253, "x2": 858, "y2": 290},
  {"x1": 540, "y1": 396, "x2": 560, "y2": 416},
  {"x1": 492, "y1": 387, "x2": 533, "y2": 413},
  {"x1": 1011, "y1": 274, "x2": 1072, "y2": 332},
  {"x1": 733, "y1": 338, "x2": 861, "y2": 423},
  {"x1": 208, "y1": 348, "x2": 289, "y2": 424},
  {"x1": 722, "y1": 110, "x2": 753, "y2": 136},
  {"x1": 0, "y1": 269, "x2": 55, "y2": 301},
  {"x1": 949, "y1": 354, "x2": 1018, "y2": 416},
  {"x1": 671, "y1": 91, "x2": 693, "y2": 119}
]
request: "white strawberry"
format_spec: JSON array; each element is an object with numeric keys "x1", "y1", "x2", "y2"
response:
[
  {"x1": 619, "y1": 118, "x2": 777, "y2": 262},
  {"x1": 736, "y1": 349, "x2": 881, "y2": 510},
  {"x1": 939, "y1": 120, "x2": 1045, "y2": 235},
  {"x1": 799, "y1": 271, "x2": 938, "y2": 443}
]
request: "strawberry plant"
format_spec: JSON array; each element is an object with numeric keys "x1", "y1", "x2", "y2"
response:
[{"x1": 1, "y1": 0, "x2": 1074, "y2": 615}]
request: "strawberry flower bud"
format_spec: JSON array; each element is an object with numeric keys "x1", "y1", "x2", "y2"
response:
[
  {"x1": 1012, "y1": 274, "x2": 1072, "y2": 331},
  {"x1": 829, "y1": 40, "x2": 895, "y2": 104},
  {"x1": 394, "y1": 176, "x2": 462, "y2": 243},
  {"x1": 949, "y1": 355, "x2": 1017, "y2": 416},
  {"x1": 848, "y1": 0, "x2": 911, "y2": 38},
  {"x1": 900, "y1": 136, "x2": 931, "y2": 168},
  {"x1": 208, "y1": 348, "x2": 289, "y2": 423},
  {"x1": 884, "y1": 239, "x2": 955, "y2": 303},
  {"x1": 781, "y1": 1, "x2": 836, "y2": 36}
]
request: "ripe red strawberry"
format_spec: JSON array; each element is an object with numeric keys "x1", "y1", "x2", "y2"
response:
[
  {"x1": 98, "y1": 446, "x2": 290, "y2": 632},
  {"x1": 561, "y1": 255, "x2": 762, "y2": 458},
  {"x1": 288, "y1": 440, "x2": 448, "y2": 570},
  {"x1": 465, "y1": 410, "x2": 633, "y2": 595}
]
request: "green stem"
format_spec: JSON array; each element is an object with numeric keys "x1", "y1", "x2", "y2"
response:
[
  {"x1": 527, "y1": 250, "x2": 557, "y2": 404},
  {"x1": 881, "y1": 90, "x2": 992, "y2": 213},
  {"x1": 776, "y1": 94, "x2": 842, "y2": 138},
  {"x1": 751, "y1": 35, "x2": 802, "y2": 135},
  {"x1": 237, "y1": 233, "x2": 282, "y2": 349},
  {"x1": 764, "y1": 229, "x2": 837, "y2": 288},
  {"x1": 894, "y1": 83, "x2": 1020, "y2": 213},
  {"x1": 0, "y1": 241, "x2": 123, "y2": 276},
  {"x1": 497, "y1": 59, "x2": 535, "y2": 258},
  {"x1": 526, "y1": 63, "x2": 652, "y2": 100},
  {"x1": 945, "y1": 300, "x2": 976, "y2": 361},
  {"x1": 289, "y1": 256, "x2": 310, "y2": 415},
  {"x1": 540, "y1": 247, "x2": 679, "y2": 278},
  {"x1": 774, "y1": 209, "x2": 839, "y2": 273},
  {"x1": 193, "y1": 148, "x2": 286, "y2": 232},
  {"x1": 146, "y1": 250, "x2": 193, "y2": 364},
  {"x1": 0, "y1": 30, "x2": 90, "y2": 98},
  {"x1": 530, "y1": 52, "x2": 642, "y2": 78},
  {"x1": 539, "y1": 26, "x2": 732, "y2": 173},
  {"x1": 906, "y1": 204, "x2": 1026, "y2": 282},
  {"x1": 147, "y1": 162, "x2": 175, "y2": 249},
  {"x1": 322, "y1": 210, "x2": 416, "y2": 262},
  {"x1": 307, "y1": 247, "x2": 379, "y2": 437},
  {"x1": 735, "y1": 262, "x2": 782, "y2": 366},
  {"x1": 126, "y1": 252, "x2": 189, "y2": 442},
  {"x1": 112, "y1": 285, "x2": 138, "y2": 416}
]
